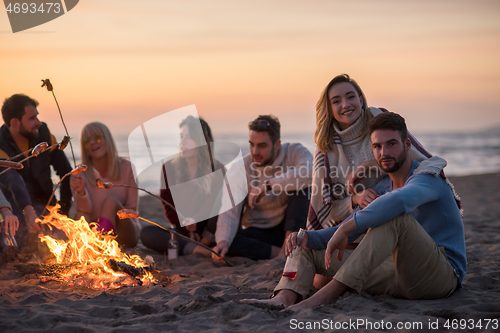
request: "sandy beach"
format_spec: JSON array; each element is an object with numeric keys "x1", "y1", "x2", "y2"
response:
[{"x1": 0, "y1": 172, "x2": 499, "y2": 332}]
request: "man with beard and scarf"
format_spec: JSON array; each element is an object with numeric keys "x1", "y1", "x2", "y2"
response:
[
  {"x1": 0, "y1": 94, "x2": 72, "y2": 247},
  {"x1": 242, "y1": 112, "x2": 466, "y2": 309},
  {"x1": 213, "y1": 115, "x2": 313, "y2": 261}
]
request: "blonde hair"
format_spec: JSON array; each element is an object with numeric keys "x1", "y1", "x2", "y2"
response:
[
  {"x1": 80, "y1": 122, "x2": 122, "y2": 183},
  {"x1": 314, "y1": 74, "x2": 373, "y2": 154},
  {"x1": 171, "y1": 116, "x2": 214, "y2": 193}
]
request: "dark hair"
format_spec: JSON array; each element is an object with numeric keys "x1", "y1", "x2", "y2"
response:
[
  {"x1": 248, "y1": 114, "x2": 281, "y2": 144},
  {"x1": 180, "y1": 116, "x2": 214, "y2": 144},
  {"x1": 369, "y1": 112, "x2": 408, "y2": 142},
  {"x1": 1, "y1": 94, "x2": 39, "y2": 127},
  {"x1": 174, "y1": 116, "x2": 215, "y2": 192}
]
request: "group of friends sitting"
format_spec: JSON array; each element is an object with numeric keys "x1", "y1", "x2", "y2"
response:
[{"x1": 0, "y1": 74, "x2": 466, "y2": 310}]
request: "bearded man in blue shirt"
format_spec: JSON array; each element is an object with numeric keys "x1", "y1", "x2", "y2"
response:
[{"x1": 242, "y1": 112, "x2": 466, "y2": 310}]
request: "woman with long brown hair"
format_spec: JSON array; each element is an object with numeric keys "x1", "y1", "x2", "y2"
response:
[{"x1": 141, "y1": 116, "x2": 223, "y2": 256}]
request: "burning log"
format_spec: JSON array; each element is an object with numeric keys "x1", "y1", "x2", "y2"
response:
[
  {"x1": 108, "y1": 259, "x2": 148, "y2": 279},
  {"x1": 35, "y1": 205, "x2": 163, "y2": 289}
]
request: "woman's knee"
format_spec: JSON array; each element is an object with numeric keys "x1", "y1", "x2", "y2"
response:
[{"x1": 101, "y1": 196, "x2": 121, "y2": 209}]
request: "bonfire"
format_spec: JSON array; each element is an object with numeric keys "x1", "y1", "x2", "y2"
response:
[{"x1": 37, "y1": 205, "x2": 164, "y2": 290}]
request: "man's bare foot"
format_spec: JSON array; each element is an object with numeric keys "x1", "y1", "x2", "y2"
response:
[
  {"x1": 286, "y1": 279, "x2": 349, "y2": 311},
  {"x1": 286, "y1": 297, "x2": 319, "y2": 311},
  {"x1": 241, "y1": 289, "x2": 298, "y2": 307}
]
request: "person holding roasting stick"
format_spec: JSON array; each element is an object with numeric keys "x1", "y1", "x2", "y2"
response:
[
  {"x1": 70, "y1": 122, "x2": 140, "y2": 248},
  {"x1": 0, "y1": 94, "x2": 72, "y2": 247}
]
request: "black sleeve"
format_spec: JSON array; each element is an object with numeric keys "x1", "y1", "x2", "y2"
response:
[
  {"x1": 50, "y1": 148, "x2": 73, "y2": 215},
  {"x1": 0, "y1": 168, "x2": 33, "y2": 211}
]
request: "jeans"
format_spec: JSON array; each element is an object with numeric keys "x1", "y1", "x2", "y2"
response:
[{"x1": 227, "y1": 189, "x2": 310, "y2": 260}]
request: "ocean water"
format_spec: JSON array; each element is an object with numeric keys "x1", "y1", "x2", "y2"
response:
[{"x1": 68, "y1": 128, "x2": 500, "y2": 194}]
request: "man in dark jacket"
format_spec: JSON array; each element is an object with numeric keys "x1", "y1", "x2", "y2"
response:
[{"x1": 0, "y1": 94, "x2": 72, "y2": 245}]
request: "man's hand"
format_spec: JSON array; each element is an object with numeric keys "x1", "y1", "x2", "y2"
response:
[
  {"x1": 284, "y1": 231, "x2": 309, "y2": 257},
  {"x1": 325, "y1": 227, "x2": 349, "y2": 270},
  {"x1": 325, "y1": 218, "x2": 358, "y2": 269},
  {"x1": 248, "y1": 184, "x2": 266, "y2": 209},
  {"x1": 70, "y1": 174, "x2": 85, "y2": 196},
  {"x1": 184, "y1": 218, "x2": 201, "y2": 241},
  {"x1": 352, "y1": 189, "x2": 379, "y2": 208},
  {"x1": 0, "y1": 208, "x2": 19, "y2": 237},
  {"x1": 23, "y1": 205, "x2": 42, "y2": 233},
  {"x1": 212, "y1": 240, "x2": 229, "y2": 263}
]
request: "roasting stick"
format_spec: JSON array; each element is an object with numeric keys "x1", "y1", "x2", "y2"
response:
[
  {"x1": 0, "y1": 136, "x2": 71, "y2": 176},
  {"x1": 0, "y1": 142, "x2": 50, "y2": 176},
  {"x1": 99, "y1": 181, "x2": 234, "y2": 266},
  {"x1": 41, "y1": 79, "x2": 77, "y2": 168},
  {"x1": 117, "y1": 209, "x2": 234, "y2": 267},
  {"x1": 43, "y1": 165, "x2": 87, "y2": 215},
  {"x1": 95, "y1": 180, "x2": 186, "y2": 221},
  {"x1": 41, "y1": 137, "x2": 84, "y2": 214},
  {"x1": 6, "y1": 141, "x2": 49, "y2": 161}
]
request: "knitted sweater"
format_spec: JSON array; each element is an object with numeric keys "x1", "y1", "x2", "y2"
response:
[{"x1": 215, "y1": 143, "x2": 313, "y2": 247}]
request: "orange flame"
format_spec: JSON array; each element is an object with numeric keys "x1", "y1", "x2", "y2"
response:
[{"x1": 38, "y1": 205, "x2": 157, "y2": 289}]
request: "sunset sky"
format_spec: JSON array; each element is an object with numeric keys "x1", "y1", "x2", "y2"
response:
[{"x1": 1, "y1": 0, "x2": 499, "y2": 140}]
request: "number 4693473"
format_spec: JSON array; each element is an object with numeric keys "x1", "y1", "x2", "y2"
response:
[{"x1": 5, "y1": 3, "x2": 61, "y2": 14}]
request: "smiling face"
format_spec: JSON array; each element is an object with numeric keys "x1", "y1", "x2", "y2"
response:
[
  {"x1": 19, "y1": 105, "x2": 42, "y2": 140},
  {"x1": 370, "y1": 129, "x2": 411, "y2": 173},
  {"x1": 328, "y1": 82, "x2": 364, "y2": 131},
  {"x1": 179, "y1": 125, "x2": 197, "y2": 160},
  {"x1": 249, "y1": 130, "x2": 280, "y2": 167},
  {"x1": 84, "y1": 132, "x2": 107, "y2": 160}
]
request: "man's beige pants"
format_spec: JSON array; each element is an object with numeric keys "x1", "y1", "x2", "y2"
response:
[{"x1": 275, "y1": 214, "x2": 458, "y2": 300}]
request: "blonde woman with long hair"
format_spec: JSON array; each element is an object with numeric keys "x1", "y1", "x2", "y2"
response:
[{"x1": 70, "y1": 122, "x2": 139, "y2": 247}]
